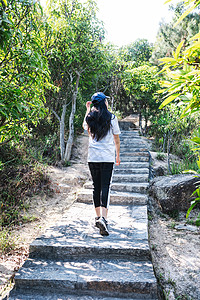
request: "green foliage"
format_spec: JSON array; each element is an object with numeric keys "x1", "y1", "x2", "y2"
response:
[
  {"x1": 123, "y1": 64, "x2": 161, "y2": 131},
  {"x1": 186, "y1": 187, "x2": 200, "y2": 226},
  {"x1": 151, "y1": 6, "x2": 200, "y2": 66},
  {"x1": 156, "y1": 152, "x2": 166, "y2": 161},
  {"x1": 120, "y1": 39, "x2": 153, "y2": 67},
  {"x1": 0, "y1": 159, "x2": 52, "y2": 227},
  {"x1": 0, "y1": 0, "x2": 52, "y2": 144},
  {"x1": 0, "y1": 229, "x2": 16, "y2": 254},
  {"x1": 159, "y1": 0, "x2": 200, "y2": 221}
]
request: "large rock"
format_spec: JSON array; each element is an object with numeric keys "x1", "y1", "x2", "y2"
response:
[{"x1": 149, "y1": 174, "x2": 200, "y2": 212}]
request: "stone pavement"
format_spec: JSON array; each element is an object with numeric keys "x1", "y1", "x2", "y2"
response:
[{"x1": 8, "y1": 128, "x2": 158, "y2": 299}]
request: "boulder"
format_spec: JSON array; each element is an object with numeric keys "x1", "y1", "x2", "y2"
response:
[{"x1": 149, "y1": 174, "x2": 200, "y2": 212}]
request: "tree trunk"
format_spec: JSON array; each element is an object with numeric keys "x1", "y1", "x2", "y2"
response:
[
  {"x1": 60, "y1": 104, "x2": 67, "y2": 161},
  {"x1": 167, "y1": 132, "x2": 172, "y2": 174},
  {"x1": 64, "y1": 73, "x2": 80, "y2": 161},
  {"x1": 139, "y1": 112, "x2": 142, "y2": 132}
]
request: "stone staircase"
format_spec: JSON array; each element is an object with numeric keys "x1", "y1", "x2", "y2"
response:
[{"x1": 8, "y1": 128, "x2": 158, "y2": 299}]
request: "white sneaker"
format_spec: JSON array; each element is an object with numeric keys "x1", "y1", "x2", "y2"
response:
[{"x1": 96, "y1": 217, "x2": 109, "y2": 236}]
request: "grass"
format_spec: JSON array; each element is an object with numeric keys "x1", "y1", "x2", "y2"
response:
[
  {"x1": 0, "y1": 140, "x2": 55, "y2": 229},
  {"x1": 156, "y1": 152, "x2": 166, "y2": 161},
  {"x1": 0, "y1": 163, "x2": 53, "y2": 228},
  {"x1": 170, "y1": 160, "x2": 199, "y2": 175},
  {"x1": 0, "y1": 229, "x2": 16, "y2": 254}
]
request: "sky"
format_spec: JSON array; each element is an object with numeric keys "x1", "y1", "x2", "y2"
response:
[
  {"x1": 95, "y1": 0, "x2": 175, "y2": 46},
  {"x1": 40, "y1": 0, "x2": 177, "y2": 46}
]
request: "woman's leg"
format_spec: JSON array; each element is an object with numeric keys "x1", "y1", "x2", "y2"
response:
[
  {"x1": 88, "y1": 162, "x2": 101, "y2": 217},
  {"x1": 101, "y1": 162, "x2": 114, "y2": 215}
]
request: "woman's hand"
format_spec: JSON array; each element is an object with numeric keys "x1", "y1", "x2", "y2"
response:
[
  {"x1": 116, "y1": 155, "x2": 120, "y2": 166},
  {"x1": 86, "y1": 101, "x2": 92, "y2": 110}
]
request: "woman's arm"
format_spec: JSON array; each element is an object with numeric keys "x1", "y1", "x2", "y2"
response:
[
  {"x1": 113, "y1": 134, "x2": 120, "y2": 166},
  {"x1": 82, "y1": 101, "x2": 92, "y2": 129}
]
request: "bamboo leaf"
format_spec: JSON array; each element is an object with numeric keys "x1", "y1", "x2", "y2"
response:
[
  {"x1": 174, "y1": 40, "x2": 184, "y2": 60},
  {"x1": 158, "y1": 57, "x2": 177, "y2": 64},
  {"x1": 186, "y1": 201, "x2": 197, "y2": 219},
  {"x1": 183, "y1": 170, "x2": 198, "y2": 174},
  {"x1": 189, "y1": 32, "x2": 200, "y2": 41},
  {"x1": 174, "y1": 4, "x2": 197, "y2": 27},
  {"x1": 191, "y1": 137, "x2": 200, "y2": 144},
  {"x1": 197, "y1": 158, "x2": 200, "y2": 170},
  {"x1": 2, "y1": 0, "x2": 7, "y2": 6},
  {"x1": 159, "y1": 93, "x2": 181, "y2": 109}
]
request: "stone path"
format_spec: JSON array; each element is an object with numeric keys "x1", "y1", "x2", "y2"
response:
[{"x1": 8, "y1": 128, "x2": 158, "y2": 299}]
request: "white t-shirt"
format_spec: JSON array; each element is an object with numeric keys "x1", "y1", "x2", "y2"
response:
[{"x1": 83, "y1": 115, "x2": 121, "y2": 163}]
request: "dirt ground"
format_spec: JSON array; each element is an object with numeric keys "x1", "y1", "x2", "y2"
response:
[{"x1": 0, "y1": 128, "x2": 200, "y2": 300}]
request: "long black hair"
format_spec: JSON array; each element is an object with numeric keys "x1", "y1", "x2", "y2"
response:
[{"x1": 86, "y1": 100, "x2": 113, "y2": 141}]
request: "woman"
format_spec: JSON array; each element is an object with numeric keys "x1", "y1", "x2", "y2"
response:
[{"x1": 83, "y1": 92, "x2": 121, "y2": 236}]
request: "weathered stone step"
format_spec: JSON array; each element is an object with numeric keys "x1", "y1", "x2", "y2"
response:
[
  {"x1": 77, "y1": 189, "x2": 148, "y2": 205},
  {"x1": 120, "y1": 139, "x2": 145, "y2": 143},
  {"x1": 120, "y1": 156, "x2": 149, "y2": 162},
  {"x1": 28, "y1": 203, "x2": 150, "y2": 260},
  {"x1": 120, "y1": 134, "x2": 140, "y2": 138},
  {"x1": 120, "y1": 130, "x2": 140, "y2": 133},
  {"x1": 120, "y1": 146, "x2": 148, "y2": 151},
  {"x1": 116, "y1": 162, "x2": 149, "y2": 168},
  {"x1": 120, "y1": 151, "x2": 149, "y2": 157},
  {"x1": 10, "y1": 257, "x2": 157, "y2": 299},
  {"x1": 9, "y1": 290, "x2": 158, "y2": 300},
  {"x1": 114, "y1": 167, "x2": 149, "y2": 174},
  {"x1": 113, "y1": 174, "x2": 149, "y2": 183},
  {"x1": 112, "y1": 182, "x2": 149, "y2": 193},
  {"x1": 120, "y1": 143, "x2": 146, "y2": 148},
  {"x1": 84, "y1": 182, "x2": 149, "y2": 193}
]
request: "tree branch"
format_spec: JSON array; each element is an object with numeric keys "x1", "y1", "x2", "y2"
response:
[{"x1": 52, "y1": 109, "x2": 61, "y2": 122}]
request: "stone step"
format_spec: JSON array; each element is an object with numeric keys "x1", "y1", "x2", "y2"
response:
[
  {"x1": 112, "y1": 182, "x2": 149, "y2": 193},
  {"x1": 120, "y1": 151, "x2": 149, "y2": 157},
  {"x1": 120, "y1": 146, "x2": 148, "y2": 151},
  {"x1": 113, "y1": 174, "x2": 149, "y2": 183},
  {"x1": 121, "y1": 156, "x2": 149, "y2": 162},
  {"x1": 120, "y1": 130, "x2": 140, "y2": 133},
  {"x1": 116, "y1": 162, "x2": 149, "y2": 168},
  {"x1": 120, "y1": 134, "x2": 140, "y2": 138},
  {"x1": 77, "y1": 189, "x2": 148, "y2": 205},
  {"x1": 9, "y1": 290, "x2": 158, "y2": 300},
  {"x1": 114, "y1": 168, "x2": 149, "y2": 174},
  {"x1": 28, "y1": 203, "x2": 150, "y2": 260},
  {"x1": 10, "y1": 257, "x2": 157, "y2": 299},
  {"x1": 120, "y1": 143, "x2": 146, "y2": 148},
  {"x1": 84, "y1": 182, "x2": 149, "y2": 193},
  {"x1": 121, "y1": 137, "x2": 141, "y2": 140}
]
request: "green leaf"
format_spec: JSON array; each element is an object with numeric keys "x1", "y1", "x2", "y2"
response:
[
  {"x1": 2, "y1": 0, "x2": 7, "y2": 6},
  {"x1": 183, "y1": 170, "x2": 198, "y2": 174},
  {"x1": 158, "y1": 57, "x2": 177, "y2": 64},
  {"x1": 191, "y1": 137, "x2": 200, "y2": 144},
  {"x1": 189, "y1": 32, "x2": 200, "y2": 41},
  {"x1": 159, "y1": 93, "x2": 181, "y2": 109},
  {"x1": 186, "y1": 201, "x2": 197, "y2": 219},
  {"x1": 164, "y1": 0, "x2": 172, "y2": 3},
  {"x1": 174, "y1": 40, "x2": 184, "y2": 60}
]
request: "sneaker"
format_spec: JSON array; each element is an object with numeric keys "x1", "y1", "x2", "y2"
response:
[
  {"x1": 95, "y1": 217, "x2": 100, "y2": 227},
  {"x1": 96, "y1": 217, "x2": 109, "y2": 236}
]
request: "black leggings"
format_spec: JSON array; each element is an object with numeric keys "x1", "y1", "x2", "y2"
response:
[{"x1": 88, "y1": 162, "x2": 114, "y2": 209}]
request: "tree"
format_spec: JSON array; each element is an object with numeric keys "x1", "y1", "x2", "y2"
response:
[
  {"x1": 119, "y1": 39, "x2": 153, "y2": 67},
  {"x1": 151, "y1": 4, "x2": 200, "y2": 66},
  {"x1": 45, "y1": 0, "x2": 106, "y2": 162},
  {"x1": 0, "y1": 0, "x2": 50, "y2": 145},
  {"x1": 123, "y1": 65, "x2": 160, "y2": 133}
]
